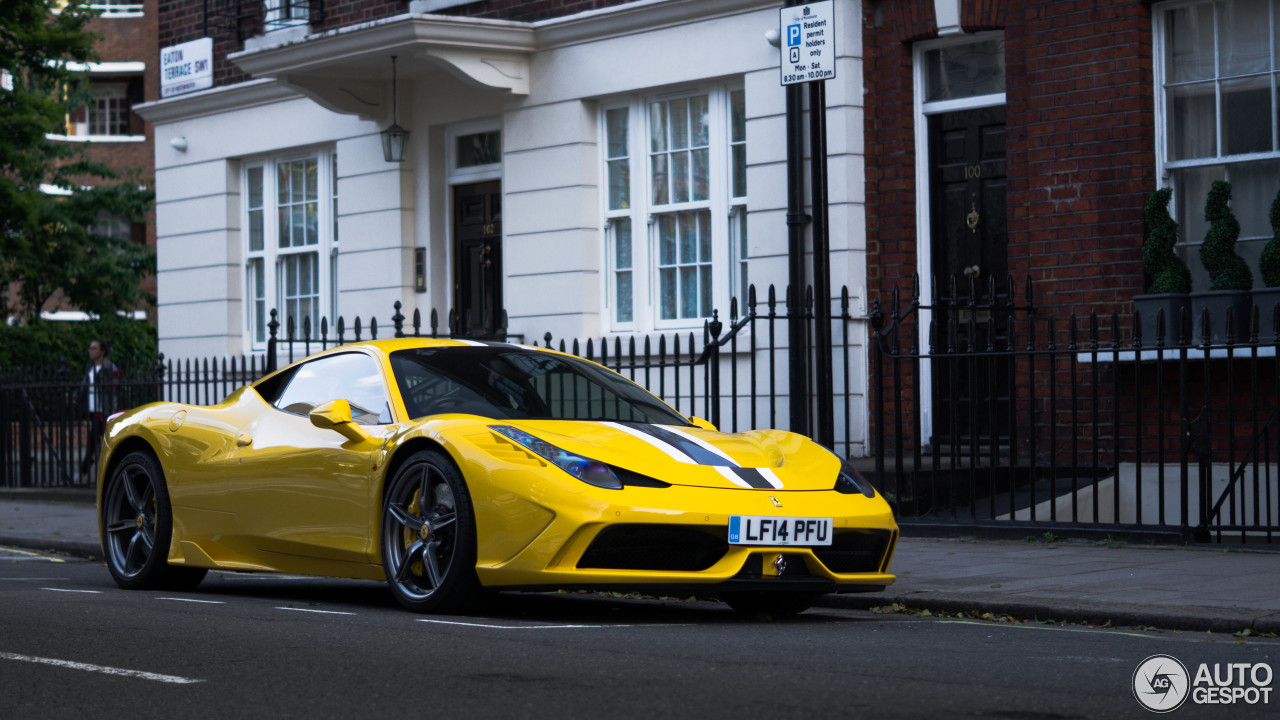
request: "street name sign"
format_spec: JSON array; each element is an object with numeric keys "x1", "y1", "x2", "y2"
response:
[
  {"x1": 160, "y1": 37, "x2": 213, "y2": 98},
  {"x1": 780, "y1": 1, "x2": 836, "y2": 86}
]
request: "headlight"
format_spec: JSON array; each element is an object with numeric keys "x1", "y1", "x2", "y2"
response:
[
  {"x1": 834, "y1": 460, "x2": 876, "y2": 498},
  {"x1": 490, "y1": 425, "x2": 623, "y2": 490}
]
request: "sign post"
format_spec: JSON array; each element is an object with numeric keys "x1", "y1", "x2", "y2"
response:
[{"x1": 780, "y1": 1, "x2": 836, "y2": 449}]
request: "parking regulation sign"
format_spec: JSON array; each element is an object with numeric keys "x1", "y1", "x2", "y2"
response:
[{"x1": 780, "y1": 0, "x2": 836, "y2": 86}]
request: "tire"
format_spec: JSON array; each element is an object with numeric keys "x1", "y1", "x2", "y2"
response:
[
  {"x1": 101, "y1": 450, "x2": 207, "y2": 591},
  {"x1": 719, "y1": 591, "x2": 821, "y2": 616},
  {"x1": 381, "y1": 449, "x2": 481, "y2": 613}
]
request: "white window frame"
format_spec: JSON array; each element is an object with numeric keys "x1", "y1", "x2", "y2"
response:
[
  {"x1": 446, "y1": 119, "x2": 503, "y2": 184},
  {"x1": 599, "y1": 81, "x2": 744, "y2": 334},
  {"x1": 1154, "y1": 0, "x2": 1280, "y2": 255},
  {"x1": 242, "y1": 150, "x2": 337, "y2": 351}
]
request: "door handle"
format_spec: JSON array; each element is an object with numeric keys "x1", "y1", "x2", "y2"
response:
[{"x1": 236, "y1": 434, "x2": 253, "y2": 447}]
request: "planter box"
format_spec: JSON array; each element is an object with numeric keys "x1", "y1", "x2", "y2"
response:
[
  {"x1": 1190, "y1": 289, "x2": 1252, "y2": 344},
  {"x1": 1254, "y1": 287, "x2": 1280, "y2": 335},
  {"x1": 1132, "y1": 293, "x2": 1190, "y2": 345}
]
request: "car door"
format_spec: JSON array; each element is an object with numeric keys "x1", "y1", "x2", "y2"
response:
[{"x1": 227, "y1": 352, "x2": 395, "y2": 565}]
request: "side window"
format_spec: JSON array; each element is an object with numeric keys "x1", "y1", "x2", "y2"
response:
[{"x1": 273, "y1": 353, "x2": 393, "y2": 425}]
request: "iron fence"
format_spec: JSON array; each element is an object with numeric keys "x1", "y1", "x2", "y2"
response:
[
  {"x1": 870, "y1": 275, "x2": 1280, "y2": 544},
  {"x1": 1, "y1": 286, "x2": 869, "y2": 488}
]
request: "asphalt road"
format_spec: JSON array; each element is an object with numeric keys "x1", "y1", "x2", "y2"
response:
[{"x1": 2, "y1": 547, "x2": 1275, "y2": 720}]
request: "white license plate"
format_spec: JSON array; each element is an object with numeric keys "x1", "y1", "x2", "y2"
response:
[{"x1": 728, "y1": 516, "x2": 833, "y2": 546}]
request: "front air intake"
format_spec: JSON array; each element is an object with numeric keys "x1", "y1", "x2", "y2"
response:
[{"x1": 578, "y1": 524, "x2": 726, "y2": 571}]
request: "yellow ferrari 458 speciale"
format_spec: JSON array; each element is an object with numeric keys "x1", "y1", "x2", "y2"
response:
[{"x1": 97, "y1": 339, "x2": 897, "y2": 614}]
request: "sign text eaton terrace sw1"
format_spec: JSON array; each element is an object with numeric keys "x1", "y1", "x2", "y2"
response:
[
  {"x1": 160, "y1": 37, "x2": 213, "y2": 99},
  {"x1": 780, "y1": 1, "x2": 836, "y2": 86}
]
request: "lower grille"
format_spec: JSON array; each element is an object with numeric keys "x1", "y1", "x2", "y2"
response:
[
  {"x1": 812, "y1": 530, "x2": 892, "y2": 574},
  {"x1": 578, "y1": 524, "x2": 727, "y2": 572}
]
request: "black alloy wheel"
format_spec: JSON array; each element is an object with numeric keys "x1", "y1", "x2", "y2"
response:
[
  {"x1": 101, "y1": 450, "x2": 207, "y2": 591},
  {"x1": 381, "y1": 449, "x2": 480, "y2": 613}
]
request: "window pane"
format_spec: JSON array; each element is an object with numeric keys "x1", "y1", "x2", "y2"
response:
[
  {"x1": 275, "y1": 353, "x2": 392, "y2": 425},
  {"x1": 924, "y1": 39, "x2": 1006, "y2": 102},
  {"x1": 670, "y1": 98, "x2": 689, "y2": 150},
  {"x1": 1222, "y1": 76, "x2": 1273, "y2": 155},
  {"x1": 1220, "y1": 0, "x2": 1270, "y2": 76},
  {"x1": 278, "y1": 207, "x2": 289, "y2": 248},
  {"x1": 692, "y1": 148, "x2": 709, "y2": 201},
  {"x1": 606, "y1": 108, "x2": 628, "y2": 158},
  {"x1": 651, "y1": 154, "x2": 669, "y2": 205},
  {"x1": 615, "y1": 217, "x2": 632, "y2": 269},
  {"x1": 249, "y1": 210, "x2": 264, "y2": 252},
  {"x1": 1229, "y1": 158, "x2": 1280, "y2": 239},
  {"x1": 679, "y1": 212, "x2": 697, "y2": 263},
  {"x1": 292, "y1": 206, "x2": 306, "y2": 247},
  {"x1": 659, "y1": 214, "x2": 676, "y2": 264},
  {"x1": 698, "y1": 210, "x2": 711, "y2": 262},
  {"x1": 1166, "y1": 4, "x2": 1216, "y2": 83},
  {"x1": 690, "y1": 95, "x2": 709, "y2": 147},
  {"x1": 616, "y1": 271, "x2": 633, "y2": 323},
  {"x1": 672, "y1": 151, "x2": 689, "y2": 203},
  {"x1": 278, "y1": 164, "x2": 290, "y2": 205},
  {"x1": 1168, "y1": 82, "x2": 1217, "y2": 160},
  {"x1": 247, "y1": 167, "x2": 263, "y2": 208},
  {"x1": 292, "y1": 162, "x2": 304, "y2": 204},
  {"x1": 457, "y1": 131, "x2": 501, "y2": 167},
  {"x1": 649, "y1": 102, "x2": 667, "y2": 153},
  {"x1": 730, "y1": 89, "x2": 746, "y2": 143},
  {"x1": 608, "y1": 159, "x2": 630, "y2": 210},
  {"x1": 680, "y1": 267, "x2": 698, "y2": 318},
  {"x1": 660, "y1": 268, "x2": 677, "y2": 319},
  {"x1": 700, "y1": 266, "x2": 712, "y2": 317},
  {"x1": 732, "y1": 145, "x2": 746, "y2": 198}
]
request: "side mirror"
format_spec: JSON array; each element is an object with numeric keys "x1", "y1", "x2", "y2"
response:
[
  {"x1": 688, "y1": 416, "x2": 718, "y2": 432},
  {"x1": 309, "y1": 399, "x2": 371, "y2": 443}
]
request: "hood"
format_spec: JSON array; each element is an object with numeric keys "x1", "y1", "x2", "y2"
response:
[{"x1": 496, "y1": 420, "x2": 841, "y2": 492}]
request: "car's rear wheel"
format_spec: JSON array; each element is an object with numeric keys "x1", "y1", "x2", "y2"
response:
[
  {"x1": 381, "y1": 449, "x2": 480, "y2": 613},
  {"x1": 102, "y1": 450, "x2": 207, "y2": 591},
  {"x1": 719, "y1": 591, "x2": 821, "y2": 616}
]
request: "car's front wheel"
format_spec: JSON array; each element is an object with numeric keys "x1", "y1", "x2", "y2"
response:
[
  {"x1": 381, "y1": 449, "x2": 481, "y2": 613},
  {"x1": 101, "y1": 450, "x2": 207, "y2": 591}
]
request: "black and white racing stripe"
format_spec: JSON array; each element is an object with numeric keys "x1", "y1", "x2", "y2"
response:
[{"x1": 603, "y1": 421, "x2": 783, "y2": 490}]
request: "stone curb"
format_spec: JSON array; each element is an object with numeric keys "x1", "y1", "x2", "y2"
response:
[
  {"x1": 816, "y1": 591, "x2": 1280, "y2": 634},
  {"x1": 0, "y1": 536, "x2": 102, "y2": 562}
]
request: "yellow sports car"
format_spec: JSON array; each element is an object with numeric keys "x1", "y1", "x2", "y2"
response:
[{"x1": 97, "y1": 339, "x2": 897, "y2": 614}]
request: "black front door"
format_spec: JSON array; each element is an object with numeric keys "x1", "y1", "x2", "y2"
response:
[
  {"x1": 453, "y1": 181, "x2": 503, "y2": 338},
  {"x1": 928, "y1": 106, "x2": 1010, "y2": 442}
]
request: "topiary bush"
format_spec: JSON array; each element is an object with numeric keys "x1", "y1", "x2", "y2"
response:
[
  {"x1": 1262, "y1": 189, "x2": 1280, "y2": 288},
  {"x1": 1142, "y1": 188, "x2": 1191, "y2": 294},
  {"x1": 1200, "y1": 180, "x2": 1253, "y2": 291}
]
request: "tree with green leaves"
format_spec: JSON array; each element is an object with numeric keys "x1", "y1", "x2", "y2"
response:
[
  {"x1": 1199, "y1": 180, "x2": 1253, "y2": 291},
  {"x1": 1142, "y1": 187, "x2": 1190, "y2": 294},
  {"x1": 1, "y1": 0, "x2": 154, "y2": 324}
]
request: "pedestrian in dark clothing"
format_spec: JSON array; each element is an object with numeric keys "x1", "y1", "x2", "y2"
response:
[{"x1": 78, "y1": 338, "x2": 118, "y2": 481}]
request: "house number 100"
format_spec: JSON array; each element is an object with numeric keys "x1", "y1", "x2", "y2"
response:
[{"x1": 964, "y1": 165, "x2": 982, "y2": 179}]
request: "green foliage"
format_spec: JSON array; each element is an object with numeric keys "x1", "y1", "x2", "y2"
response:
[
  {"x1": 1261, "y1": 190, "x2": 1280, "y2": 288},
  {"x1": 0, "y1": 0, "x2": 156, "y2": 323},
  {"x1": 0, "y1": 317, "x2": 157, "y2": 375},
  {"x1": 1199, "y1": 181, "x2": 1253, "y2": 291},
  {"x1": 1141, "y1": 188, "x2": 1191, "y2": 294}
]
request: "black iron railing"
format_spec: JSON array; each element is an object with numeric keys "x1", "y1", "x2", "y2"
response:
[{"x1": 871, "y1": 275, "x2": 1280, "y2": 544}]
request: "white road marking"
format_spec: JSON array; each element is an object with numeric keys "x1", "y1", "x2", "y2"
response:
[
  {"x1": 0, "y1": 651, "x2": 203, "y2": 684},
  {"x1": 417, "y1": 619, "x2": 635, "y2": 630},
  {"x1": 275, "y1": 607, "x2": 355, "y2": 616},
  {"x1": 41, "y1": 587, "x2": 102, "y2": 594},
  {"x1": 0, "y1": 578, "x2": 71, "y2": 582},
  {"x1": 156, "y1": 597, "x2": 225, "y2": 605}
]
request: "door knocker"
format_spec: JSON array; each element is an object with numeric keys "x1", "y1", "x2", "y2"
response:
[{"x1": 966, "y1": 203, "x2": 980, "y2": 233}]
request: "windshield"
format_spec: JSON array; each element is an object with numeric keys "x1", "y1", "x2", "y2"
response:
[{"x1": 389, "y1": 347, "x2": 689, "y2": 425}]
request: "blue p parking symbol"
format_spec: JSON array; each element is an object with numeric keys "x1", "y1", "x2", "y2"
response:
[{"x1": 787, "y1": 24, "x2": 801, "y2": 47}]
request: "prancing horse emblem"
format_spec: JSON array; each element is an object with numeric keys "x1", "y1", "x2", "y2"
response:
[{"x1": 769, "y1": 496, "x2": 782, "y2": 508}]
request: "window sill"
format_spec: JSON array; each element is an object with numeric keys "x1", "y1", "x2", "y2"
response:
[{"x1": 47, "y1": 134, "x2": 146, "y2": 143}]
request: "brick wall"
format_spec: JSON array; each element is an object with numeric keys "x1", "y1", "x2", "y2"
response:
[
  {"x1": 864, "y1": 0, "x2": 1157, "y2": 323},
  {"x1": 159, "y1": 0, "x2": 640, "y2": 89}
]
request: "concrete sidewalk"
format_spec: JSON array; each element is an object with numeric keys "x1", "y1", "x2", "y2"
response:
[{"x1": 2, "y1": 488, "x2": 1276, "y2": 633}]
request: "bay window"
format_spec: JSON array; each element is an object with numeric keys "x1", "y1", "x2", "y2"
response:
[{"x1": 602, "y1": 83, "x2": 747, "y2": 331}]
